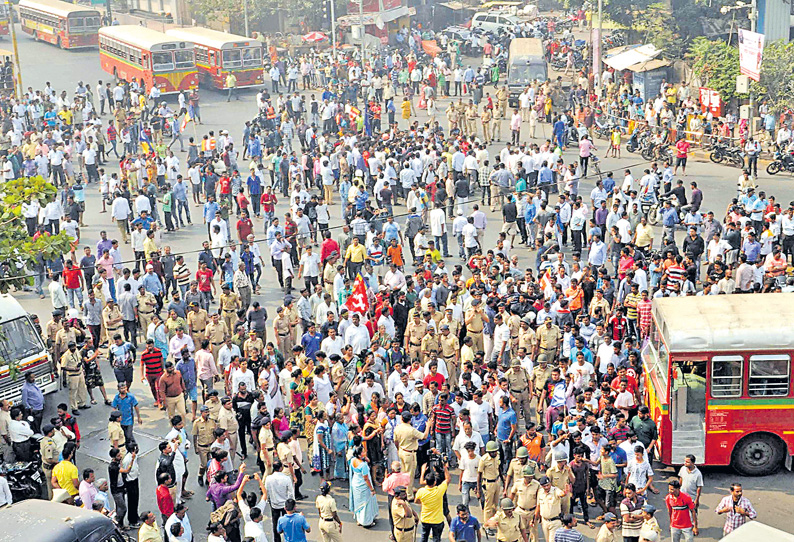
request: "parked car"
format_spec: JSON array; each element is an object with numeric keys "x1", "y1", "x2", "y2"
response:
[{"x1": 470, "y1": 11, "x2": 519, "y2": 33}]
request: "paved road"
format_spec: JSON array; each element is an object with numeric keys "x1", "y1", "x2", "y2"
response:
[{"x1": 7, "y1": 25, "x2": 794, "y2": 541}]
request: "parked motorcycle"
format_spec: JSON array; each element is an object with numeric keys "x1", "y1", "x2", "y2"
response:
[
  {"x1": 646, "y1": 194, "x2": 680, "y2": 226},
  {"x1": 709, "y1": 143, "x2": 744, "y2": 169},
  {"x1": 0, "y1": 460, "x2": 45, "y2": 502},
  {"x1": 766, "y1": 150, "x2": 794, "y2": 175}
]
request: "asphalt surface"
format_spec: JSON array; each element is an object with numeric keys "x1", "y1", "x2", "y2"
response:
[{"x1": 7, "y1": 24, "x2": 794, "y2": 541}]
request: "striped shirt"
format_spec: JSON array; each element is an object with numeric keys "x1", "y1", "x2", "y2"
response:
[
  {"x1": 553, "y1": 528, "x2": 584, "y2": 542},
  {"x1": 432, "y1": 404, "x2": 455, "y2": 434},
  {"x1": 141, "y1": 347, "x2": 164, "y2": 376},
  {"x1": 174, "y1": 263, "x2": 191, "y2": 286}
]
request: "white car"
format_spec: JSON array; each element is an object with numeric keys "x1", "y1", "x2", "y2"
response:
[{"x1": 470, "y1": 12, "x2": 519, "y2": 33}]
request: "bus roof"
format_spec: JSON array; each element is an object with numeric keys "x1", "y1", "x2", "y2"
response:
[
  {"x1": 0, "y1": 500, "x2": 118, "y2": 542},
  {"x1": 19, "y1": 0, "x2": 99, "y2": 18},
  {"x1": 509, "y1": 37, "x2": 544, "y2": 58},
  {"x1": 0, "y1": 294, "x2": 29, "y2": 322},
  {"x1": 652, "y1": 294, "x2": 794, "y2": 353},
  {"x1": 165, "y1": 27, "x2": 260, "y2": 50},
  {"x1": 99, "y1": 25, "x2": 194, "y2": 52},
  {"x1": 721, "y1": 522, "x2": 794, "y2": 542}
]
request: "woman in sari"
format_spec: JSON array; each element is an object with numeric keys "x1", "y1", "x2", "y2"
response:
[
  {"x1": 311, "y1": 410, "x2": 332, "y2": 476},
  {"x1": 289, "y1": 369, "x2": 308, "y2": 434},
  {"x1": 303, "y1": 392, "x2": 324, "y2": 449},
  {"x1": 330, "y1": 412, "x2": 348, "y2": 480},
  {"x1": 362, "y1": 409, "x2": 384, "y2": 484},
  {"x1": 273, "y1": 408, "x2": 291, "y2": 440},
  {"x1": 349, "y1": 445, "x2": 378, "y2": 527}
]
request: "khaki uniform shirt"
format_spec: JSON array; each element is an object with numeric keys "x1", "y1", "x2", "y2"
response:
[
  {"x1": 535, "y1": 325, "x2": 562, "y2": 351},
  {"x1": 220, "y1": 292, "x2": 241, "y2": 313},
  {"x1": 218, "y1": 406, "x2": 239, "y2": 433},
  {"x1": 547, "y1": 464, "x2": 572, "y2": 491},
  {"x1": 439, "y1": 334, "x2": 459, "y2": 359},
  {"x1": 206, "y1": 399, "x2": 222, "y2": 422},
  {"x1": 192, "y1": 416, "x2": 217, "y2": 446},
  {"x1": 518, "y1": 328, "x2": 536, "y2": 351},
  {"x1": 392, "y1": 498, "x2": 416, "y2": 530},
  {"x1": 40, "y1": 436, "x2": 59, "y2": 467},
  {"x1": 506, "y1": 458, "x2": 527, "y2": 489},
  {"x1": 206, "y1": 321, "x2": 228, "y2": 344},
  {"x1": 60, "y1": 350, "x2": 82, "y2": 373},
  {"x1": 531, "y1": 365, "x2": 552, "y2": 392},
  {"x1": 243, "y1": 337, "x2": 265, "y2": 358},
  {"x1": 478, "y1": 454, "x2": 501, "y2": 481},
  {"x1": 513, "y1": 479, "x2": 540, "y2": 511},
  {"x1": 440, "y1": 317, "x2": 460, "y2": 337},
  {"x1": 103, "y1": 306, "x2": 123, "y2": 328},
  {"x1": 493, "y1": 510, "x2": 521, "y2": 542},
  {"x1": 420, "y1": 334, "x2": 440, "y2": 355},
  {"x1": 187, "y1": 309, "x2": 209, "y2": 335},
  {"x1": 507, "y1": 368, "x2": 530, "y2": 393},
  {"x1": 537, "y1": 487, "x2": 565, "y2": 520},
  {"x1": 406, "y1": 321, "x2": 427, "y2": 346},
  {"x1": 108, "y1": 421, "x2": 126, "y2": 448},
  {"x1": 466, "y1": 309, "x2": 484, "y2": 333},
  {"x1": 137, "y1": 292, "x2": 157, "y2": 314},
  {"x1": 316, "y1": 494, "x2": 338, "y2": 519},
  {"x1": 46, "y1": 319, "x2": 63, "y2": 345},
  {"x1": 394, "y1": 422, "x2": 423, "y2": 451}
]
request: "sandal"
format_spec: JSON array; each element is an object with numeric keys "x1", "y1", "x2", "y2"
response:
[
  {"x1": 91, "y1": 399, "x2": 98, "y2": 405},
  {"x1": 104, "y1": 399, "x2": 112, "y2": 406}
]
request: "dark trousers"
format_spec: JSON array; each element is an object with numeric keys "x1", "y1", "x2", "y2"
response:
[
  {"x1": 125, "y1": 479, "x2": 139, "y2": 524},
  {"x1": 88, "y1": 324, "x2": 101, "y2": 349},
  {"x1": 122, "y1": 320, "x2": 137, "y2": 346},
  {"x1": 270, "y1": 506, "x2": 285, "y2": 542},
  {"x1": 112, "y1": 491, "x2": 128, "y2": 528},
  {"x1": 421, "y1": 522, "x2": 444, "y2": 542},
  {"x1": 238, "y1": 416, "x2": 251, "y2": 457},
  {"x1": 571, "y1": 490, "x2": 589, "y2": 522}
]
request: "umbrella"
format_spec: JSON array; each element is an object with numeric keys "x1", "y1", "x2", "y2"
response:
[{"x1": 302, "y1": 31, "x2": 328, "y2": 43}]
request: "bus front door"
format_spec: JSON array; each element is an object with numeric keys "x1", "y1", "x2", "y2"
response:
[{"x1": 669, "y1": 359, "x2": 707, "y2": 464}]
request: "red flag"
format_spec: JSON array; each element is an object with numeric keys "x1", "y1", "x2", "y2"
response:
[{"x1": 345, "y1": 274, "x2": 369, "y2": 316}]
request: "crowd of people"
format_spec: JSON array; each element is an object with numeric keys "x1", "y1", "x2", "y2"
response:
[{"x1": 0, "y1": 13, "x2": 780, "y2": 542}]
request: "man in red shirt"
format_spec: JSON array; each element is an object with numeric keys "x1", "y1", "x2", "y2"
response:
[
  {"x1": 321, "y1": 230, "x2": 340, "y2": 264},
  {"x1": 665, "y1": 479, "x2": 698, "y2": 539},
  {"x1": 610, "y1": 366, "x2": 639, "y2": 395},
  {"x1": 218, "y1": 175, "x2": 231, "y2": 205},
  {"x1": 62, "y1": 259, "x2": 85, "y2": 309},
  {"x1": 674, "y1": 138, "x2": 690, "y2": 176},
  {"x1": 261, "y1": 187, "x2": 278, "y2": 229},
  {"x1": 155, "y1": 472, "x2": 175, "y2": 523},
  {"x1": 195, "y1": 261, "x2": 215, "y2": 309},
  {"x1": 236, "y1": 210, "x2": 254, "y2": 242},
  {"x1": 423, "y1": 361, "x2": 446, "y2": 389}
]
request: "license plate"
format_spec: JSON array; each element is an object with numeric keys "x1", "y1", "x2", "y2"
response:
[{"x1": 32, "y1": 473, "x2": 41, "y2": 483}]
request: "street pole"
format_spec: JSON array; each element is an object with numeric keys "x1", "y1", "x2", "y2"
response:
[
  {"x1": 359, "y1": 0, "x2": 365, "y2": 63},
  {"x1": 243, "y1": 0, "x2": 249, "y2": 37},
  {"x1": 6, "y1": 0, "x2": 21, "y2": 99},
  {"x1": 106, "y1": 0, "x2": 113, "y2": 25},
  {"x1": 330, "y1": 0, "x2": 337, "y2": 61},
  {"x1": 748, "y1": 0, "x2": 757, "y2": 139}
]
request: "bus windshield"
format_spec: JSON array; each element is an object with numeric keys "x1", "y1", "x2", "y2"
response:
[
  {"x1": 67, "y1": 15, "x2": 99, "y2": 32},
  {"x1": 0, "y1": 4, "x2": 9, "y2": 18},
  {"x1": 174, "y1": 50, "x2": 195, "y2": 70},
  {"x1": 222, "y1": 49, "x2": 242, "y2": 68},
  {"x1": 508, "y1": 64, "x2": 546, "y2": 86},
  {"x1": 152, "y1": 51, "x2": 175, "y2": 72},
  {"x1": 242, "y1": 47, "x2": 262, "y2": 68},
  {"x1": 0, "y1": 316, "x2": 44, "y2": 365}
]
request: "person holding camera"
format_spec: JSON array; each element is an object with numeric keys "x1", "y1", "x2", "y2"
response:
[{"x1": 415, "y1": 455, "x2": 452, "y2": 542}]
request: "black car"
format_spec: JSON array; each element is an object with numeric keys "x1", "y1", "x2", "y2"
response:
[{"x1": 0, "y1": 500, "x2": 128, "y2": 542}]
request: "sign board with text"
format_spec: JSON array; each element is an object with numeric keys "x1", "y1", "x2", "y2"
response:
[
  {"x1": 699, "y1": 87, "x2": 722, "y2": 117},
  {"x1": 738, "y1": 28, "x2": 764, "y2": 82}
]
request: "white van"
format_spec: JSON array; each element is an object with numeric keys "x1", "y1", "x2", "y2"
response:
[{"x1": 470, "y1": 12, "x2": 520, "y2": 33}]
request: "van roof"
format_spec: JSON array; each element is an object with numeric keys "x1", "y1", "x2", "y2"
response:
[
  {"x1": 0, "y1": 500, "x2": 117, "y2": 542},
  {"x1": 0, "y1": 293, "x2": 29, "y2": 322}
]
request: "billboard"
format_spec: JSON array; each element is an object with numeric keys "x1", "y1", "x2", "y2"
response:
[{"x1": 738, "y1": 28, "x2": 764, "y2": 82}]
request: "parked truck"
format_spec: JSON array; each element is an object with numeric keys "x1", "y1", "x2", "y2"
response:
[{"x1": 507, "y1": 37, "x2": 546, "y2": 107}]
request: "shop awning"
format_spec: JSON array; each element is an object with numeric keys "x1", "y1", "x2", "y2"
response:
[
  {"x1": 337, "y1": 5, "x2": 410, "y2": 27},
  {"x1": 603, "y1": 43, "x2": 662, "y2": 71}
]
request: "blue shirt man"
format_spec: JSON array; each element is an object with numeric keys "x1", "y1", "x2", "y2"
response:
[
  {"x1": 450, "y1": 511, "x2": 481, "y2": 542},
  {"x1": 412, "y1": 411, "x2": 430, "y2": 446},
  {"x1": 111, "y1": 387, "x2": 139, "y2": 427},
  {"x1": 301, "y1": 330, "x2": 322, "y2": 360},
  {"x1": 662, "y1": 206, "x2": 679, "y2": 227},
  {"x1": 21, "y1": 377, "x2": 45, "y2": 411},
  {"x1": 277, "y1": 505, "x2": 311, "y2": 542},
  {"x1": 141, "y1": 273, "x2": 163, "y2": 296},
  {"x1": 742, "y1": 237, "x2": 761, "y2": 263},
  {"x1": 203, "y1": 200, "x2": 219, "y2": 223},
  {"x1": 496, "y1": 404, "x2": 517, "y2": 441}
]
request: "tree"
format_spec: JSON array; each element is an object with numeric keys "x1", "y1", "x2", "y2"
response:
[
  {"x1": 686, "y1": 37, "x2": 741, "y2": 101},
  {"x1": 752, "y1": 40, "x2": 794, "y2": 115},
  {"x1": 0, "y1": 176, "x2": 73, "y2": 294}
]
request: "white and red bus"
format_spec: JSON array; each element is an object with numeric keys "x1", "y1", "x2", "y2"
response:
[
  {"x1": 19, "y1": 0, "x2": 100, "y2": 49},
  {"x1": 99, "y1": 25, "x2": 198, "y2": 94},
  {"x1": 0, "y1": 3, "x2": 10, "y2": 37},
  {"x1": 165, "y1": 27, "x2": 264, "y2": 89}
]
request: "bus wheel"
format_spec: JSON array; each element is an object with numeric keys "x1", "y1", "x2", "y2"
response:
[{"x1": 732, "y1": 433, "x2": 785, "y2": 476}]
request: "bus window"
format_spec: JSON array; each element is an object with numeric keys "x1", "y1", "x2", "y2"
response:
[
  {"x1": 208, "y1": 51, "x2": 216, "y2": 66},
  {"x1": 152, "y1": 51, "x2": 175, "y2": 72},
  {"x1": 68, "y1": 17, "x2": 84, "y2": 30},
  {"x1": 748, "y1": 355, "x2": 790, "y2": 397},
  {"x1": 711, "y1": 356, "x2": 743, "y2": 397},
  {"x1": 174, "y1": 50, "x2": 194, "y2": 70},
  {"x1": 242, "y1": 47, "x2": 261, "y2": 67},
  {"x1": 222, "y1": 49, "x2": 242, "y2": 69}
]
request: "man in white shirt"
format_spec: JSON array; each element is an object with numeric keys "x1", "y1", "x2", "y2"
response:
[{"x1": 344, "y1": 313, "x2": 371, "y2": 354}]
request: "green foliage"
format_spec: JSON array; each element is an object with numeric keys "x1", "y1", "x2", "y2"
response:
[
  {"x1": 686, "y1": 37, "x2": 741, "y2": 101},
  {"x1": 751, "y1": 40, "x2": 794, "y2": 115},
  {"x1": 0, "y1": 176, "x2": 73, "y2": 294}
]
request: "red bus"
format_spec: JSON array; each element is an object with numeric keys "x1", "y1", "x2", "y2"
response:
[
  {"x1": 19, "y1": 0, "x2": 100, "y2": 49},
  {"x1": 0, "y1": 4, "x2": 10, "y2": 37},
  {"x1": 642, "y1": 294, "x2": 794, "y2": 476},
  {"x1": 165, "y1": 27, "x2": 264, "y2": 89},
  {"x1": 99, "y1": 26, "x2": 198, "y2": 94}
]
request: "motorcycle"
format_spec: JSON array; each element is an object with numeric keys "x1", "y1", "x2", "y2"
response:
[
  {"x1": 0, "y1": 459, "x2": 45, "y2": 502},
  {"x1": 709, "y1": 143, "x2": 745, "y2": 169},
  {"x1": 766, "y1": 150, "x2": 794, "y2": 175},
  {"x1": 627, "y1": 130, "x2": 648, "y2": 153},
  {"x1": 646, "y1": 194, "x2": 680, "y2": 226}
]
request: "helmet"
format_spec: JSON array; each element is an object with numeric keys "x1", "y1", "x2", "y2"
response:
[
  {"x1": 500, "y1": 498, "x2": 515, "y2": 510},
  {"x1": 516, "y1": 447, "x2": 529, "y2": 459},
  {"x1": 486, "y1": 441, "x2": 499, "y2": 452},
  {"x1": 522, "y1": 464, "x2": 535, "y2": 476}
]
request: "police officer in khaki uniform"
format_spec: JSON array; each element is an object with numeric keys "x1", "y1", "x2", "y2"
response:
[
  {"x1": 496, "y1": 85, "x2": 509, "y2": 117},
  {"x1": 191, "y1": 405, "x2": 216, "y2": 486},
  {"x1": 61, "y1": 341, "x2": 88, "y2": 413},
  {"x1": 465, "y1": 299, "x2": 486, "y2": 353},
  {"x1": 420, "y1": 326, "x2": 440, "y2": 363},
  {"x1": 504, "y1": 447, "x2": 531, "y2": 495},
  {"x1": 54, "y1": 322, "x2": 80, "y2": 369},
  {"x1": 391, "y1": 486, "x2": 418, "y2": 542},
  {"x1": 273, "y1": 306, "x2": 293, "y2": 360},
  {"x1": 479, "y1": 440, "x2": 503, "y2": 530},
  {"x1": 439, "y1": 324, "x2": 460, "y2": 386},
  {"x1": 40, "y1": 424, "x2": 59, "y2": 500},
  {"x1": 45, "y1": 310, "x2": 64, "y2": 360},
  {"x1": 507, "y1": 310, "x2": 522, "y2": 356},
  {"x1": 535, "y1": 476, "x2": 565, "y2": 542},
  {"x1": 518, "y1": 319, "x2": 536, "y2": 357},
  {"x1": 205, "y1": 312, "x2": 228, "y2": 361},
  {"x1": 136, "y1": 284, "x2": 157, "y2": 341},
  {"x1": 484, "y1": 497, "x2": 523, "y2": 542},
  {"x1": 258, "y1": 418, "x2": 276, "y2": 477},
  {"x1": 316, "y1": 481, "x2": 343, "y2": 542},
  {"x1": 405, "y1": 313, "x2": 427, "y2": 362},
  {"x1": 466, "y1": 101, "x2": 479, "y2": 136},
  {"x1": 481, "y1": 107, "x2": 493, "y2": 145},
  {"x1": 187, "y1": 303, "x2": 209, "y2": 350},
  {"x1": 219, "y1": 285, "x2": 241, "y2": 334},
  {"x1": 534, "y1": 317, "x2": 561, "y2": 361},
  {"x1": 546, "y1": 453, "x2": 574, "y2": 517},
  {"x1": 531, "y1": 355, "x2": 553, "y2": 427},
  {"x1": 393, "y1": 410, "x2": 433, "y2": 499},
  {"x1": 492, "y1": 100, "x2": 503, "y2": 142},
  {"x1": 507, "y1": 360, "x2": 532, "y2": 423},
  {"x1": 243, "y1": 330, "x2": 265, "y2": 360},
  {"x1": 510, "y1": 465, "x2": 541, "y2": 542},
  {"x1": 102, "y1": 300, "x2": 123, "y2": 344},
  {"x1": 440, "y1": 307, "x2": 460, "y2": 336}
]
